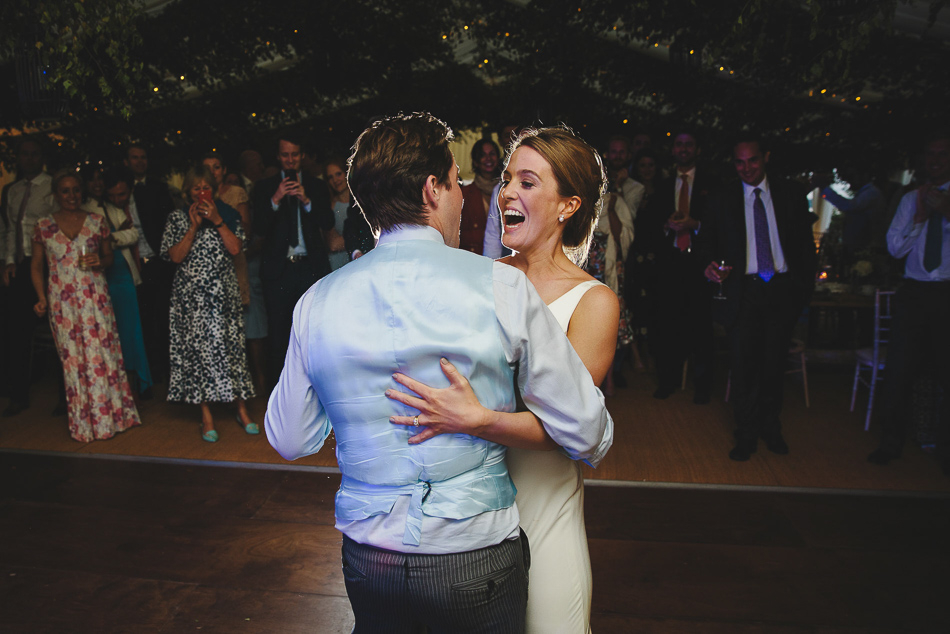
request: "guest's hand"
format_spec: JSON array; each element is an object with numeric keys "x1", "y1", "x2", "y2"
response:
[
  {"x1": 386, "y1": 358, "x2": 490, "y2": 444},
  {"x1": 200, "y1": 200, "x2": 223, "y2": 225},
  {"x1": 705, "y1": 261, "x2": 731, "y2": 283},
  {"x1": 668, "y1": 216, "x2": 698, "y2": 233},
  {"x1": 81, "y1": 252, "x2": 101, "y2": 269},
  {"x1": 187, "y1": 203, "x2": 202, "y2": 229},
  {"x1": 1, "y1": 263, "x2": 14, "y2": 286},
  {"x1": 33, "y1": 298, "x2": 47, "y2": 317}
]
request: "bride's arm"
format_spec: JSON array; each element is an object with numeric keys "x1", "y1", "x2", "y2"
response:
[
  {"x1": 387, "y1": 283, "x2": 620, "y2": 450},
  {"x1": 564, "y1": 285, "x2": 620, "y2": 385},
  {"x1": 388, "y1": 359, "x2": 557, "y2": 450}
]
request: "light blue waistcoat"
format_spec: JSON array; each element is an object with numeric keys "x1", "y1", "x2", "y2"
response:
[{"x1": 305, "y1": 235, "x2": 517, "y2": 546}]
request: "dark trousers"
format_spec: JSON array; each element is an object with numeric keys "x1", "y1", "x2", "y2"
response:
[
  {"x1": 341, "y1": 532, "x2": 529, "y2": 634},
  {"x1": 2, "y1": 259, "x2": 38, "y2": 404},
  {"x1": 878, "y1": 280, "x2": 950, "y2": 463},
  {"x1": 138, "y1": 259, "x2": 174, "y2": 383},
  {"x1": 263, "y1": 259, "x2": 322, "y2": 387},
  {"x1": 651, "y1": 252, "x2": 714, "y2": 394},
  {"x1": 730, "y1": 274, "x2": 803, "y2": 443}
]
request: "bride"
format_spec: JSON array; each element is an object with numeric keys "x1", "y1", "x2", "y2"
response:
[{"x1": 388, "y1": 126, "x2": 619, "y2": 632}]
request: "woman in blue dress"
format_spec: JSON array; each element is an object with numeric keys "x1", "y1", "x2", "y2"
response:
[{"x1": 80, "y1": 164, "x2": 153, "y2": 398}]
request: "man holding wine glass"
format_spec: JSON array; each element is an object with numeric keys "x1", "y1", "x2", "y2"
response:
[{"x1": 702, "y1": 136, "x2": 818, "y2": 461}]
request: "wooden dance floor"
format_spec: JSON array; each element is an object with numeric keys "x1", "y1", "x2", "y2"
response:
[
  {"x1": 1, "y1": 367, "x2": 949, "y2": 631},
  {"x1": 1, "y1": 451, "x2": 947, "y2": 633}
]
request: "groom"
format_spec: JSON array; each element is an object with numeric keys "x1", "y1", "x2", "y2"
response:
[{"x1": 265, "y1": 112, "x2": 612, "y2": 633}]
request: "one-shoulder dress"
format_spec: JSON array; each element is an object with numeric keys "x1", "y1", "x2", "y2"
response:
[{"x1": 507, "y1": 279, "x2": 604, "y2": 633}]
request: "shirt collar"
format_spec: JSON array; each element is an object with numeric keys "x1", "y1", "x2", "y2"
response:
[
  {"x1": 377, "y1": 224, "x2": 445, "y2": 247},
  {"x1": 742, "y1": 176, "x2": 770, "y2": 198},
  {"x1": 21, "y1": 172, "x2": 50, "y2": 186},
  {"x1": 676, "y1": 167, "x2": 696, "y2": 180}
]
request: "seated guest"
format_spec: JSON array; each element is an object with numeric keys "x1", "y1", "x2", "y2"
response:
[
  {"x1": 459, "y1": 137, "x2": 501, "y2": 254},
  {"x1": 161, "y1": 165, "x2": 257, "y2": 442},
  {"x1": 82, "y1": 166, "x2": 153, "y2": 398},
  {"x1": 31, "y1": 169, "x2": 141, "y2": 442}
]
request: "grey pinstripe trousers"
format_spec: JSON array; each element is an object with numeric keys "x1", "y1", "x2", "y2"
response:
[{"x1": 341, "y1": 531, "x2": 530, "y2": 633}]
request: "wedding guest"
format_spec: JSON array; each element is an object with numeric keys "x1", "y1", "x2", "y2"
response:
[
  {"x1": 83, "y1": 166, "x2": 153, "y2": 398},
  {"x1": 31, "y1": 169, "x2": 141, "y2": 442},
  {"x1": 1, "y1": 137, "x2": 55, "y2": 417},
  {"x1": 459, "y1": 138, "x2": 501, "y2": 254},
  {"x1": 162, "y1": 165, "x2": 257, "y2": 442}
]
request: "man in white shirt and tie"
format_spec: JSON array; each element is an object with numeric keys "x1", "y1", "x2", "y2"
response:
[
  {"x1": 703, "y1": 137, "x2": 818, "y2": 461},
  {"x1": 870, "y1": 133, "x2": 950, "y2": 475},
  {"x1": 1, "y1": 137, "x2": 55, "y2": 417}
]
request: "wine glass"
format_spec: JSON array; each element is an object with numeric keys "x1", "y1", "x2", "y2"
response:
[{"x1": 714, "y1": 260, "x2": 730, "y2": 300}]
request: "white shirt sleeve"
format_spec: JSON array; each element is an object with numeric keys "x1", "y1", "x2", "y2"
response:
[
  {"x1": 482, "y1": 183, "x2": 504, "y2": 259},
  {"x1": 492, "y1": 262, "x2": 614, "y2": 467},
  {"x1": 886, "y1": 190, "x2": 923, "y2": 260},
  {"x1": 264, "y1": 286, "x2": 331, "y2": 460}
]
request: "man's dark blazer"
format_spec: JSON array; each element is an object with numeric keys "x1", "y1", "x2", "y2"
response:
[
  {"x1": 132, "y1": 179, "x2": 175, "y2": 253},
  {"x1": 699, "y1": 177, "x2": 819, "y2": 328},
  {"x1": 251, "y1": 172, "x2": 334, "y2": 283},
  {"x1": 636, "y1": 169, "x2": 715, "y2": 261}
]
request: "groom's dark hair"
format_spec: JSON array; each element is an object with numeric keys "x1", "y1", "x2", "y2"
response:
[{"x1": 347, "y1": 112, "x2": 454, "y2": 234}]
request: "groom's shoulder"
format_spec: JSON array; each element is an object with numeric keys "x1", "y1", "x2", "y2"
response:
[{"x1": 491, "y1": 259, "x2": 528, "y2": 290}]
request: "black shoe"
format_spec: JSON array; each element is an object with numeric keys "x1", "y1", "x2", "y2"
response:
[
  {"x1": 2, "y1": 401, "x2": 28, "y2": 418},
  {"x1": 693, "y1": 391, "x2": 711, "y2": 405},
  {"x1": 729, "y1": 440, "x2": 757, "y2": 461},
  {"x1": 51, "y1": 401, "x2": 67, "y2": 416},
  {"x1": 764, "y1": 435, "x2": 789, "y2": 455},
  {"x1": 868, "y1": 448, "x2": 900, "y2": 466},
  {"x1": 653, "y1": 387, "x2": 673, "y2": 400}
]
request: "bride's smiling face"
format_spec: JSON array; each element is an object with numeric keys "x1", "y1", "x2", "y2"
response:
[{"x1": 499, "y1": 146, "x2": 568, "y2": 254}]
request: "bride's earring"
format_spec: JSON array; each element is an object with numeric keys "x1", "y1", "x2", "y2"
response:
[{"x1": 558, "y1": 214, "x2": 565, "y2": 223}]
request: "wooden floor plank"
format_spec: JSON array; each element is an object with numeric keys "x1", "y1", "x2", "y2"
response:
[{"x1": 5, "y1": 366, "x2": 946, "y2": 493}]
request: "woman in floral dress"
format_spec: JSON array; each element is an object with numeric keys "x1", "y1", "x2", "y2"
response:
[
  {"x1": 31, "y1": 169, "x2": 141, "y2": 442},
  {"x1": 162, "y1": 165, "x2": 256, "y2": 442}
]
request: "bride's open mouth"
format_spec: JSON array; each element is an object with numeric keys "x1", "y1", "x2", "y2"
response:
[{"x1": 504, "y1": 209, "x2": 525, "y2": 227}]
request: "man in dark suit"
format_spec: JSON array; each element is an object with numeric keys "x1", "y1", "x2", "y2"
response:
[
  {"x1": 702, "y1": 137, "x2": 818, "y2": 461},
  {"x1": 251, "y1": 136, "x2": 335, "y2": 386},
  {"x1": 640, "y1": 130, "x2": 716, "y2": 403}
]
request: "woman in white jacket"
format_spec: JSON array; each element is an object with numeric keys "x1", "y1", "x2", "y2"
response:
[{"x1": 81, "y1": 165, "x2": 153, "y2": 398}]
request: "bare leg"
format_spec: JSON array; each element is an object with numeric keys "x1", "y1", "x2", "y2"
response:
[
  {"x1": 237, "y1": 399, "x2": 254, "y2": 428},
  {"x1": 200, "y1": 403, "x2": 214, "y2": 434}
]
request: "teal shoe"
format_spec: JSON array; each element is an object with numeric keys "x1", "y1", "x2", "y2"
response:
[
  {"x1": 202, "y1": 429, "x2": 219, "y2": 443},
  {"x1": 236, "y1": 414, "x2": 260, "y2": 435}
]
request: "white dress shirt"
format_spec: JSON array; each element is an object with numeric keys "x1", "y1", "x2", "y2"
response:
[
  {"x1": 2, "y1": 173, "x2": 54, "y2": 264},
  {"x1": 124, "y1": 196, "x2": 155, "y2": 260},
  {"x1": 887, "y1": 181, "x2": 950, "y2": 282},
  {"x1": 743, "y1": 177, "x2": 788, "y2": 275},
  {"x1": 270, "y1": 170, "x2": 311, "y2": 258}
]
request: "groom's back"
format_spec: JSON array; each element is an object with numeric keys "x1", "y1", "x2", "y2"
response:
[{"x1": 304, "y1": 233, "x2": 517, "y2": 487}]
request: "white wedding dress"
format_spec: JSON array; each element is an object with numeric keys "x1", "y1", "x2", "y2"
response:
[{"x1": 508, "y1": 279, "x2": 603, "y2": 634}]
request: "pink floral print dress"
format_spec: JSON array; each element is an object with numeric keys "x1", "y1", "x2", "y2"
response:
[{"x1": 33, "y1": 213, "x2": 141, "y2": 442}]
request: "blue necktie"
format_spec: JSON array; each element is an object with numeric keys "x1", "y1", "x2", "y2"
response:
[
  {"x1": 924, "y1": 215, "x2": 943, "y2": 272},
  {"x1": 753, "y1": 188, "x2": 774, "y2": 282}
]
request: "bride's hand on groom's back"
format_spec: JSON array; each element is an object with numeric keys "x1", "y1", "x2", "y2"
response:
[{"x1": 386, "y1": 358, "x2": 491, "y2": 444}]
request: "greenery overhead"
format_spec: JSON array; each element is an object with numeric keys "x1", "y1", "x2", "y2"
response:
[{"x1": 1, "y1": 0, "x2": 947, "y2": 174}]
